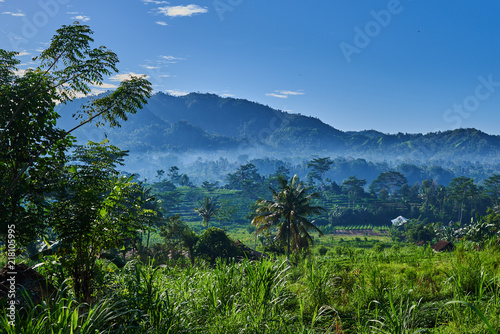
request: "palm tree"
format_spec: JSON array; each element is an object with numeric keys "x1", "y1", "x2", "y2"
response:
[
  {"x1": 194, "y1": 197, "x2": 220, "y2": 227},
  {"x1": 252, "y1": 174, "x2": 325, "y2": 261}
]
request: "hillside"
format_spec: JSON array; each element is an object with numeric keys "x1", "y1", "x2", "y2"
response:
[{"x1": 56, "y1": 92, "x2": 500, "y2": 162}]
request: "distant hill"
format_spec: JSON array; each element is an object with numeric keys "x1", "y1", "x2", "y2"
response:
[{"x1": 56, "y1": 92, "x2": 500, "y2": 163}]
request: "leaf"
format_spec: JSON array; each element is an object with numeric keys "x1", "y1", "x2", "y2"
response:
[
  {"x1": 444, "y1": 301, "x2": 497, "y2": 334},
  {"x1": 99, "y1": 208, "x2": 107, "y2": 218},
  {"x1": 68, "y1": 165, "x2": 77, "y2": 174}
]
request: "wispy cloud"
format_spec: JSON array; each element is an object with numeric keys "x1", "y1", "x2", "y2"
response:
[
  {"x1": 109, "y1": 72, "x2": 148, "y2": 82},
  {"x1": 71, "y1": 14, "x2": 90, "y2": 22},
  {"x1": 2, "y1": 10, "x2": 25, "y2": 17},
  {"x1": 266, "y1": 90, "x2": 305, "y2": 98},
  {"x1": 143, "y1": 0, "x2": 169, "y2": 4},
  {"x1": 155, "y1": 21, "x2": 168, "y2": 26},
  {"x1": 91, "y1": 82, "x2": 118, "y2": 89},
  {"x1": 278, "y1": 90, "x2": 305, "y2": 96},
  {"x1": 266, "y1": 93, "x2": 288, "y2": 99},
  {"x1": 17, "y1": 51, "x2": 30, "y2": 56},
  {"x1": 161, "y1": 55, "x2": 184, "y2": 63},
  {"x1": 140, "y1": 64, "x2": 160, "y2": 70},
  {"x1": 158, "y1": 4, "x2": 208, "y2": 17},
  {"x1": 221, "y1": 93, "x2": 234, "y2": 98},
  {"x1": 165, "y1": 89, "x2": 189, "y2": 96}
]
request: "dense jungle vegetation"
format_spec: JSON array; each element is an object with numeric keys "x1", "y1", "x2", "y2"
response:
[{"x1": 1, "y1": 24, "x2": 500, "y2": 333}]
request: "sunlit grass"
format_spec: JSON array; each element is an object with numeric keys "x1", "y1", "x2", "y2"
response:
[{"x1": 3, "y1": 238, "x2": 500, "y2": 333}]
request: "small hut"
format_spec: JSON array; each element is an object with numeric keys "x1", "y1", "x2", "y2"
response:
[
  {"x1": 391, "y1": 216, "x2": 408, "y2": 227},
  {"x1": 431, "y1": 240, "x2": 454, "y2": 252},
  {"x1": 234, "y1": 240, "x2": 267, "y2": 260}
]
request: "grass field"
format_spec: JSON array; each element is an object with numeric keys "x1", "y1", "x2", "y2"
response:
[{"x1": 3, "y1": 238, "x2": 500, "y2": 333}]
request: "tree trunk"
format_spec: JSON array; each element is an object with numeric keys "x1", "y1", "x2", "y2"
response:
[
  {"x1": 188, "y1": 245, "x2": 195, "y2": 266},
  {"x1": 286, "y1": 219, "x2": 290, "y2": 262}
]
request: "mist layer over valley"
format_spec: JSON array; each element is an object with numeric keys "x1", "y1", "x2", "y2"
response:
[{"x1": 56, "y1": 92, "x2": 500, "y2": 185}]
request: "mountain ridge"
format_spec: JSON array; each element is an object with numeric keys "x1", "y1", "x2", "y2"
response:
[{"x1": 56, "y1": 92, "x2": 500, "y2": 163}]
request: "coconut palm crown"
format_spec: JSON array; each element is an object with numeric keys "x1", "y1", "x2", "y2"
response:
[
  {"x1": 194, "y1": 197, "x2": 220, "y2": 227},
  {"x1": 252, "y1": 174, "x2": 325, "y2": 260}
]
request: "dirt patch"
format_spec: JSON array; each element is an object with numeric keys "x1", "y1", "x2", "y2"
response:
[{"x1": 329, "y1": 229, "x2": 388, "y2": 237}]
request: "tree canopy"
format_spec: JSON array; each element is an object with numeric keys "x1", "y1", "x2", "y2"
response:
[
  {"x1": 0, "y1": 23, "x2": 152, "y2": 245},
  {"x1": 252, "y1": 175, "x2": 325, "y2": 260}
]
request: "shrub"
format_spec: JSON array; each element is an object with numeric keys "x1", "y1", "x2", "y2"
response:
[{"x1": 318, "y1": 246, "x2": 328, "y2": 256}]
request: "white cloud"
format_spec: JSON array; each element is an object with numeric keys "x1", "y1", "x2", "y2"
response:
[
  {"x1": 160, "y1": 55, "x2": 184, "y2": 64},
  {"x1": 14, "y1": 69, "x2": 27, "y2": 77},
  {"x1": 141, "y1": 65, "x2": 160, "y2": 70},
  {"x1": 155, "y1": 21, "x2": 168, "y2": 26},
  {"x1": 159, "y1": 74, "x2": 172, "y2": 78},
  {"x1": 221, "y1": 93, "x2": 234, "y2": 98},
  {"x1": 17, "y1": 51, "x2": 30, "y2": 56},
  {"x1": 266, "y1": 93, "x2": 288, "y2": 99},
  {"x1": 158, "y1": 4, "x2": 208, "y2": 17},
  {"x1": 161, "y1": 55, "x2": 182, "y2": 61},
  {"x1": 91, "y1": 82, "x2": 118, "y2": 89},
  {"x1": 109, "y1": 72, "x2": 148, "y2": 82},
  {"x1": 2, "y1": 10, "x2": 25, "y2": 17},
  {"x1": 266, "y1": 90, "x2": 305, "y2": 98},
  {"x1": 165, "y1": 89, "x2": 189, "y2": 96},
  {"x1": 278, "y1": 90, "x2": 305, "y2": 96},
  {"x1": 143, "y1": 0, "x2": 169, "y2": 4},
  {"x1": 71, "y1": 15, "x2": 90, "y2": 22}
]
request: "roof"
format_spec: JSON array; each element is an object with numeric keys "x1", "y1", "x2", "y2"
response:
[
  {"x1": 391, "y1": 216, "x2": 408, "y2": 226},
  {"x1": 432, "y1": 240, "x2": 454, "y2": 252},
  {"x1": 234, "y1": 240, "x2": 267, "y2": 260}
]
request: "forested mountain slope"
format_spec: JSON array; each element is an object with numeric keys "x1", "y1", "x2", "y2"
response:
[{"x1": 57, "y1": 92, "x2": 500, "y2": 162}]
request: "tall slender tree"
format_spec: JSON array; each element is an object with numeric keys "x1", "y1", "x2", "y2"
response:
[
  {"x1": 0, "y1": 24, "x2": 151, "y2": 246},
  {"x1": 194, "y1": 197, "x2": 220, "y2": 227},
  {"x1": 252, "y1": 175, "x2": 325, "y2": 260},
  {"x1": 50, "y1": 141, "x2": 153, "y2": 301},
  {"x1": 341, "y1": 176, "x2": 366, "y2": 208},
  {"x1": 307, "y1": 157, "x2": 333, "y2": 186}
]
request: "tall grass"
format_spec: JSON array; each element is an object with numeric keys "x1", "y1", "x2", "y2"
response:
[
  {"x1": 3, "y1": 240, "x2": 500, "y2": 333},
  {"x1": 0, "y1": 283, "x2": 132, "y2": 333}
]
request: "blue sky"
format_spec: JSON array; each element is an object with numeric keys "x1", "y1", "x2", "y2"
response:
[{"x1": 2, "y1": 0, "x2": 500, "y2": 135}]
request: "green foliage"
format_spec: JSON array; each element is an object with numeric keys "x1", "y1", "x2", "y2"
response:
[
  {"x1": 49, "y1": 141, "x2": 154, "y2": 301},
  {"x1": 225, "y1": 163, "x2": 263, "y2": 195},
  {"x1": 341, "y1": 175, "x2": 367, "y2": 208},
  {"x1": 160, "y1": 214, "x2": 199, "y2": 265},
  {"x1": 370, "y1": 171, "x2": 408, "y2": 199},
  {"x1": 367, "y1": 291, "x2": 424, "y2": 334},
  {"x1": 194, "y1": 197, "x2": 220, "y2": 227},
  {"x1": 215, "y1": 199, "x2": 238, "y2": 227},
  {"x1": 196, "y1": 227, "x2": 239, "y2": 265},
  {"x1": 252, "y1": 174, "x2": 325, "y2": 260},
  {"x1": 1, "y1": 284, "x2": 132, "y2": 333},
  {"x1": 318, "y1": 245, "x2": 328, "y2": 256},
  {"x1": 2, "y1": 239, "x2": 500, "y2": 333},
  {"x1": 0, "y1": 23, "x2": 151, "y2": 247},
  {"x1": 307, "y1": 157, "x2": 333, "y2": 185}
]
